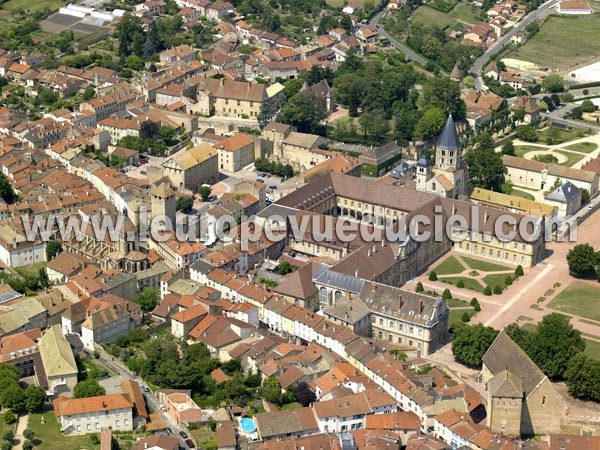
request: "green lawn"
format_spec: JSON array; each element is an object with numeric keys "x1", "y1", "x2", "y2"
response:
[
  {"x1": 411, "y1": 6, "x2": 457, "y2": 29},
  {"x1": 512, "y1": 189, "x2": 536, "y2": 201},
  {"x1": 584, "y1": 339, "x2": 600, "y2": 361},
  {"x1": 548, "y1": 281, "x2": 600, "y2": 322},
  {"x1": 432, "y1": 255, "x2": 465, "y2": 275},
  {"x1": 449, "y1": 308, "x2": 475, "y2": 328},
  {"x1": 563, "y1": 142, "x2": 598, "y2": 153},
  {"x1": 507, "y1": 15, "x2": 600, "y2": 71},
  {"x1": 482, "y1": 273, "x2": 513, "y2": 290},
  {"x1": 446, "y1": 297, "x2": 470, "y2": 307},
  {"x1": 439, "y1": 276, "x2": 484, "y2": 292},
  {"x1": 515, "y1": 145, "x2": 549, "y2": 158},
  {"x1": 28, "y1": 411, "x2": 99, "y2": 450},
  {"x1": 461, "y1": 256, "x2": 511, "y2": 272},
  {"x1": 190, "y1": 424, "x2": 217, "y2": 449},
  {"x1": 449, "y1": 1, "x2": 481, "y2": 25},
  {"x1": 15, "y1": 262, "x2": 46, "y2": 278},
  {"x1": 536, "y1": 127, "x2": 587, "y2": 145},
  {"x1": 280, "y1": 402, "x2": 303, "y2": 410},
  {"x1": 1, "y1": 0, "x2": 65, "y2": 12},
  {"x1": 555, "y1": 150, "x2": 585, "y2": 167}
]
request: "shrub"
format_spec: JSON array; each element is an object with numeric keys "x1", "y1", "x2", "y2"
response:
[
  {"x1": 2, "y1": 430, "x2": 14, "y2": 443},
  {"x1": 442, "y1": 288, "x2": 452, "y2": 300},
  {"x1": 22, "y1": 441, "x2": 33, "y2": 450},
  {"x1": 3, "y1": 411, "x2": 15, "y2": 425},
  {"x1": 1, "y1": 442, "x2": 11, "y2": 450},
  {"x1": 456, "y1": 279, "x2": 465, "y2": 288},
  {"x1": 461, "y1": 312, "x2": 471, "y2": 322},
  {"x1": 483, "y1": 286, "x2": 492, "y2": 296},
  {"x1": 470, "y1": 297, "x2": 478, "y2": 306},
  {"x1": 415, "y1": 281, "x2": 424, "y2": 292},
  {"x1": 429, "y1": 271, "x2": 438, "y2": 281},
  {"x1": 90, "y1": 433, "x2": 100, "y2": 445},
  {"x1": 474, "y1": 303, "x2": 481, "y2": 312},
  {"x1": 493, "y1": 285, "x2": 502, "y2": 295},
  {"x1": 23, "y1": 429, "x2": 34, "y2": 441},
  {"x1": 514, "y1": 265, "x2": 524, "y2": 277},
  {"x1": 505, "y1": 276, "x2": 513, "y2": 286}
]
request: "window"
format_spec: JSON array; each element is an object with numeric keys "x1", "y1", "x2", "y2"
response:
[
  {"x1": 87, "y1": 424, "x2": 91, "y2": 431},
  {"x1": 397, "y1": 337, "x2": 402, "y2": 343},
  {"x1": 388, "y1": 335, "x2": 392, "y2": 342}
]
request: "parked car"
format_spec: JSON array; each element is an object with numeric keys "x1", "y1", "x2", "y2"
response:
[
  {"x1": 179, "y1": 431, "x2": 188, "y2": 439},
  {"x1": 257, "y1": 178, "x2": 264, "y2": 183},
  {"x1": 141, "y1": 170, "x2": 147, "y2": 175},
  {"x1": 185, "y1": 439, "x2": 195, "y2": 448},
  {"x1": 268, "y1": 185, "x2": 277, "y2": 190}
]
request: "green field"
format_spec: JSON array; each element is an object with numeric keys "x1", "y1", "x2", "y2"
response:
[
  {"x1": 461, "y1": 256, "x2": 511, "y2": 272},
  {"x1": 432, "y1": 255, "x2": 465, "y2": 275},
  {"x1": 548, "y1": 281, "x2": 600, "y2": 322},
  {"x1": 447, "y1": 297, "x2": 470, "y2": 307},
  {"x1": 449, "y1": 308, "x2": 476, "y2": 327},
  {"x1": 440, "y1": 276, "x2": 485, "y2": 292},
  {"x1": 28, "y1": 412, "x2": 99, "y2": 450},
  {"x1": 449, "y1": 1, "x2": 481, "y2": 25},
  {"x1": 411, "y1": 6, "x2": 457, "y2": 28},
  {"x1": 1, "y1": 0, "x2": 65, "y2": 11},
  {"x1": 190, "y1": 424, "x2": 217, "y2": 449},
  {"x1": 555, "y1": 150, "x2": 585, "y2": 167},
  {"x1": 563, "y1": 142, "x2": 598, "y2": 153},
  {"x1": 537, "y1": 126, "x2": 587, "y2": 144},
  {"x1": 507, "y1": 15, "x2": 600, "y2": 71},
  {"x1": 482, "y1": 273, "x2": 512, "y2": 290}
]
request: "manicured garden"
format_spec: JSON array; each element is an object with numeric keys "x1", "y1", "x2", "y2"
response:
[
  {"x1": 564, "y1": 142, "x2": 598, "y2": 153},
  {"x1": 460, "y1": 256, "x2": 511, "y2": 272},
  {"x1": 440, "y1": 276, "x2": 484, "y2": 292},
  {"x1": 555, "y1": 150, "x2": 585, "y2": 167},
  {"x1": 548, "y1": 281, "x2": 600, "y2": 322},
  {"x1": 431, "y1": 255, "x2": 465, "y2": 275},
  {"x1": 28, "y1": 411, "x2": 100, "y2": 450}
]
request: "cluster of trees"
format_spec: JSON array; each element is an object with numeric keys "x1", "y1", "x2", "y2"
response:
[
  {"x1": 118, "y1": 123, "x2": 178, "y2": 156},
  {"x1": 276, "y1": 261, "x2": 297, "y2": 275},
  {"x1": 0, "y1": 365, "x2": 46, "y2": 414},
  {"x1": 176, "y1": 196, "x2": 194, "y2": 214},
  {"x1": 463, "y1": 132, "x2": 506, "y2": 192},
  {"x1": 131, "y1": 287, "x2": 160, "y2": 313},
  {"x1": 254, "y1": 158, "x2": 294, "y2": 179},
  {"x1": 566, "y1": 243, "x2": 600, "y2": 278},
  {"x1": 281, "y1": 91, "x2": 327, "y2": 134},
  {"x1": 0, "y1": 173, "x2": 16, "y2": 204},
  {"x1": 73, "y1": 378, "x2": 106, "y2": 399},
  {"x1": 0, "y1": 267, "x2": 49, "y2": 295},
  {"x1": 541, "y1": 73, "x2": 564, "y2": 93}
]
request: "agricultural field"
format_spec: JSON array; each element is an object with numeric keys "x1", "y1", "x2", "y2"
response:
[
  {"x1": 449, "y1": 1, "x2": 481, "y2": 25},
  {"x1": 507, "y1": 15, "x2": 600, "y2": 71},
  {"x1": 411, "y1": 6, "x2": 457, "y2": 28}
]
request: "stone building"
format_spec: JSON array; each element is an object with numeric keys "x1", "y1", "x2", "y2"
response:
[
  {"x1": 161, "y1": 143, "x2": 218, "y2": 192},
  {"x1": 481, "y1": 330, "x2": 565, "y2": 436}
]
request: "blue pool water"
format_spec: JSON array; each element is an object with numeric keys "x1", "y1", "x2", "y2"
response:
[{"x1": 240, "y1": 417, "x2": 256, "y2": 433}]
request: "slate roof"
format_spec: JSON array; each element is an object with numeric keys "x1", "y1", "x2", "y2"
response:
[
  {"x1": 437, "y1": 115, "x2": 461, "y2": 151},
  {"x1": 546, "y1": 181, "x2": 581, "y2": 203}
]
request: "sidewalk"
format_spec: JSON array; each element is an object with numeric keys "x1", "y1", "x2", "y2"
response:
[{"x1": 13, "y1": 413, "x2": 28, "y2": 450}]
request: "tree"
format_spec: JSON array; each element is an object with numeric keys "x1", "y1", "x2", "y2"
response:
[
  {"x1": 581, "y1": 99, "x2": 597, "y2": 113},
  {"x1": 143, "y1": 21, "x2": 163, "y2": 58},
  {"x1": 493, "y1": 285, "x2": 502, "y2": 294},
  {"x1": 501, "y1": 141, "x2": 515, "y2": 156},
  {"x1": 292, "y1": 381, "x2": 316, "y2": 406},
  {"x1": 2, "y1": 430, "x2": 14, "y2": 443},
  {"x1": 73, "y1": 379, "x2": 106, "y2": 399},
  {"x1": 132, "y1": 287, "x2": 159, "y2": 313},
  {"x1": 22, "y1": 441, "x2": 32, "y2": 450},
  {"x1": 452, "y1": 323, "x2": 499, "y2": 366},
  {"x1": 416, "y1": 107, "x2": 446, "y2": 141},
  {"x1": 429, "y1": 271, "x2": 437, "y2": 281},
  {"x1": 176, "y1": 196, "x2": 193, "y2": 213},
  {"x1": 571, "y1": 106, "x2": 583, "y2": 119},
  {"x1": 260, "y1": 377, "x2": 282, "y2": 404},
  {"x1": 0, "y1": 174, "x2": 16, "y2": 203},
  {"x1": 276, "y1": 261, "x2": 296, "y2": 275},
  {"x1": 564, "y1": 353, "x2": 600, "y2": 400},
  {"x1": 515, "y1": 125, "x2": 537, "y2": 142},
  {"x1": 23, "y1": 429, "x2": 34, "y2": 441},
  {"x1": 46, "y1": 240, "x2": 62, "y2": 260},
  {"x1": 566, "y1": 243, "x2": 598, "y2": 278},
  {"x1": 82, "y1": 86, "x2": 96, "y2": 101},
  {"x1": 542, "y1": 73, "x2": 564, "y2": 93},
  {"x1": 3, "y1": 411, "x2": 15, "y2": 425},
  {"x1": 198, "y1": 185, "x2": 212, "y2": 201},
  {"x1": 463, "y1": 132, "x2": 506, "y2": 191},
  {"x1": 281, "y1": 91, "x2": 327, "y2": 134},
  {"x1": 483, "y1": 286, "x2": 492, "y2": 296},
  {"x1": 525, "y1": 313, "x2": 584, "y2": 379},
  {"x1": 125, "y1": 54, "x2": 144, "y2": 70},
  {"x1": 442, "y1": 288, "x2": 452, "y2": 300},
  {"x1": 24, "y1": 385, "x2": 46, "y2": 412},
  {"x1": 420, "y1": 77, "x2": 466, "y2": 120},
  {"x1": 1, "y1": 384, "x2": 24, "y2": 411},
  {"x1": 457, "y1": 279, "x2": 465, "y2": 288},
  {"x1": 416, "y1": 281, "x2": 424, "y2": 292}
]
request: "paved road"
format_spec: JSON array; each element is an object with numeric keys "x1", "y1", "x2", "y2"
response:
[
  {"x1": 94, "y1": 348, "x2": 193, "y2": 449},
  {"x1": 470, "y1": 0, "x2": 560, "y2": 88},
  {"x1": 368, "y1": 10, "x2": 433, "y2": 68},
  {"x1": 541, "y1": 112, "x2": 600, "y2": 132}
]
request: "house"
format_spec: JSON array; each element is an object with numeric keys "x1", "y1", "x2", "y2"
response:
[
  {"x1": 356, "y1": 26, "x2": 379, "y2": 44},
  {"x1": 171, "y1": 304, "x2": 207, "y2": 338},
  {"x1": 158, "y1": 390, "x2": 202, "y2": 424},
  {"x1": 215, "y1": 133, "x2": 255, "y2": 172},
  {"x1": 132, "y1": 435, "x2": 179, "y2": 450},
  {"x1": 556, "y1": 0, "x2": 593, "y2": 13},
  {"x1": 544, "y1": 181, "x2": 582, "y2": 216},
  {"x1": 54, "y1": 394, "x2": 133, "y2": 435},
  {"x1": 81, "y1": 304, "x2": 135, "y2": 351},
  {"x1": 159, "y1": 44, "x2": 197, "y2": 65},
  {"x1": 0, "y1": 329, "x2": 41, "y2": 378},
  {"x1": 301, "y1": 80, "x2": 334, "y2": 114},
  {"x1": 463, "y1": 23, "x2": 496, "y2": 45},
  {"x1": 148, "y1": 231, "x2": 206, "y2": 270},
  {"x1": 120, "y1": 379, "x2": 149, "y2": 428},
  {"x1": 254, "y1": 408, "x2": 320, "y2": 440},
  {"x1": 481, "y1": 329, "x2": 565, "y2": 435},
  {"x1": 161, "y1": 143, "x2": 218, "y2": 192},
  {"x1": 46, "y1": 252, "x2": 89, "y2": 284},
  {"x1": 38, "y1": 324, "x2": 78, "y2": 396},
  {"x1": 204, "y1": 1, "x2": 233, "y2": 21},
  {"x1": 216, "y1": 421, "x2": 237, "y2": 450},
  {"x1": 343, "y1": 2, "x2": 361, "y2": 14},
  {"x1": 0, "y1": 233, "x2": 46, "y2": 268},
  {"x1": 205, "y1": 78, "x2": 267, "y2": 119}
]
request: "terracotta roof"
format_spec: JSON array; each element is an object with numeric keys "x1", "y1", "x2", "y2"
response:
[{"x1": 54, "y1": 394, "x2": 132, "y2": 416}]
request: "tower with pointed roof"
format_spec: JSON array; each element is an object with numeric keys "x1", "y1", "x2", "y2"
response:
[{"x1": 416, "y1": 115, "x2": 467, "y2": 198}]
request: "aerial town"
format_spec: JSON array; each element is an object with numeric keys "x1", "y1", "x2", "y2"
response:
[{"x1": 0, "y1": 0, "x2": 599, "y2": 449}]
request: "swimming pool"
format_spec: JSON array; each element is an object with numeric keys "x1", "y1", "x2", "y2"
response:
[{"x1": 240, "y1": 417, "x2": 256, "y2": 433}]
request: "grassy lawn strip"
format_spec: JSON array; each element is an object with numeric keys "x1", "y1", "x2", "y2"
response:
[
  {"x1": 28, "y1": 411, "x2": 100, "y2": 450},
  {"x1": 584, "y1": 339, "x2": 600, "y2": 361},
  {"x1": 280, "y1": 402, "x2": 302, "y2": 410},
  {"x1": 439, "y1": 276, "x2": 484, "y2": 292},
  {"x1": 511, "y1": 189, "x2": 535, "y2": 201},
  {"x1": 411, "y1": 6, "x2": 456, "y2": 28},
  {"x1": 190, "y1": 424, "x2": 217, "y2": 448},
  {"x1": 2, "y1": 0, "x2": 66, "y2": 12},
  {"x1": 449, "y1": 308, "x2": 475, "y2": 328},
  {"x1": 432, "y1": 255, "x2": 465, "y2": 275},
  {"x1": 447, "y1": 298, "x2": 470, "y2": 308},
  {"x1": 555, "y1": 150, "x2": 585, "y2": 167},
  {"x1": 449, "y1": 1, "x2": 481, "y2": 25},
  {"x1": 515, "y1": 145, "x2": 548, "y2": 158},
  {"x1": 548, "y1": 281, "x2": 600, "y2": 322},
  {"x1": 536, "y1": 127, "x2": 587, "y2": 144},
  {"x1": 563, "y1": 142, "x2": 598, "y2": 153},
  {"x1": 482, "y1": 273, "x2": 512, "y2": 289},
  {"x1": 461, "y1": 256, "x2": 510, "y2": 272}
]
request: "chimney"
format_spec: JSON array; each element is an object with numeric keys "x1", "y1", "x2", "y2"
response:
[
  {"x1": 220, "y1": 78, "x2": 225, "y2": 87},
  {"x1": 484, "y1": 210, "x2": 489, "y2": 223}
]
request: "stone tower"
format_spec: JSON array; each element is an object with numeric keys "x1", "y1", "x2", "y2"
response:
[
  {"x1": 486, "y1": 369, "x2": 523, "y2": 436},
  {"x1": 151, "y1": 182, "x2": 176, "y2": 230},
  {"x1": 436, "y1": 114, "x2": 463, "y2": 171}
]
